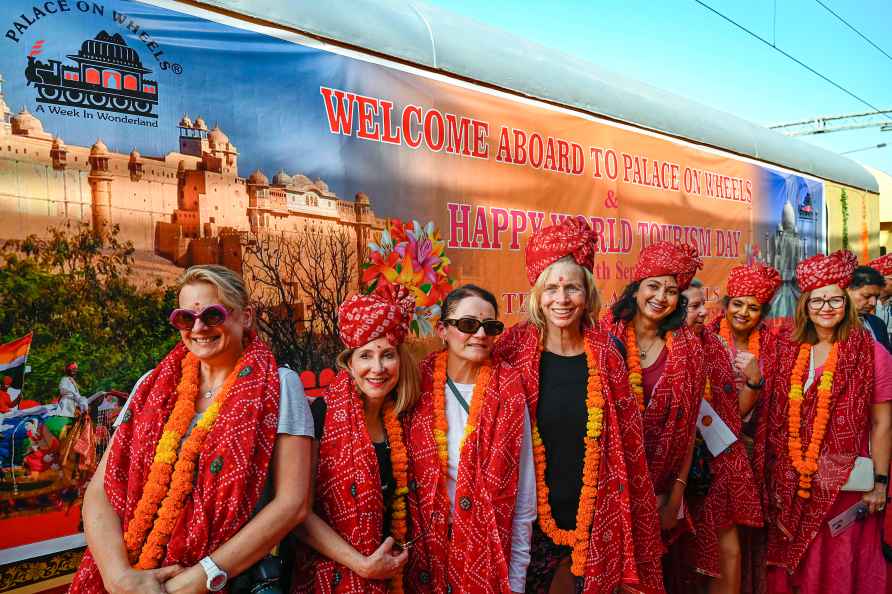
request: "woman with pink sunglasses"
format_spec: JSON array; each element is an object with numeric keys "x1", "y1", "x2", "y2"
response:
[{"x1": 71, "y1": 264, "x2": 313, "y2": 594}]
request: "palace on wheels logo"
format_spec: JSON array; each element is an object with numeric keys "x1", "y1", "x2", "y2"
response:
[{"x1": 24, "y1": 30, "x2": 159, "y2": 118}]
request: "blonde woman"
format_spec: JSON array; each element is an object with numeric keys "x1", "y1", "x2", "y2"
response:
[
  {"x1": 72, "y1": 265, "x2": 313, "y2": 594},
  {"x1": 293, "y1": 286, "x2": 420, "y2": 593},
  {"x1": 495, "y1": 218, "x2": 664, "y2": 594}
]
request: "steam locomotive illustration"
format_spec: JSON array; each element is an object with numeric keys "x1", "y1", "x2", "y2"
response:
[{"x1": 24, "y1": 31, "x2": 158, "y2": 118}]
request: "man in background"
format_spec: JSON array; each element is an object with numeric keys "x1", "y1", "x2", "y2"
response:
[{"x1": 847, "y1": 265, "x2": 892, "y2": 353}]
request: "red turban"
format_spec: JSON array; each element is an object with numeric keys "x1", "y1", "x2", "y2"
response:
[
  {"x1": 524, "y1": 217, "x2": 596, "y2": 285},
  {"x1": 337, "y1": 284, "x2": 415, "y2": 349},
  {"x1": 795, "y1": 250, "x2": 858, "y2": 292},
  {"x1": 868, "y1": 253, "x2": 892, "y2": 276},
  {"x1": 726, "y1": 263, "x2": 782, "y2": 304},
  {"x1": 632, "y1": 241, "x2": 703, "y2": 291}
]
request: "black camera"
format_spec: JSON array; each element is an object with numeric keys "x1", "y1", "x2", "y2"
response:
[{"x1": 232, "y1": 555, "x2": 283, "y2": 594}]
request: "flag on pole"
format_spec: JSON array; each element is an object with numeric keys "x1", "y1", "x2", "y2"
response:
[{"x1": 0, "y1": 333, "x2": 33, "y2": 399}]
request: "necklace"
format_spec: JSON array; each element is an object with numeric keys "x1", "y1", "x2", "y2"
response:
[{"x1": 203, "y1": 381, "x2": 224, "y2": 399}]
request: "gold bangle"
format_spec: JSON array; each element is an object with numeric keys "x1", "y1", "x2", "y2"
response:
[{"x1": 675, "y1": 477, "x2": 688, "y2": 487}]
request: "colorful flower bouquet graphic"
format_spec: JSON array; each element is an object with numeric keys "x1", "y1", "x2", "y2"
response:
[{"x1": 362, "y1": 219, "x2": 453, "y2": 337}]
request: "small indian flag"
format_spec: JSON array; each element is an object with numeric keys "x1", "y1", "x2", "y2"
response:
[{"x1": 0, "y1": 332, "x2": 33, "y2": 399}]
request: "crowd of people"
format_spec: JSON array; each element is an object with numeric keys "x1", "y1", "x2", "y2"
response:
[{"x1": 69, "y1": 218, "x2": 892, "y2": 594}]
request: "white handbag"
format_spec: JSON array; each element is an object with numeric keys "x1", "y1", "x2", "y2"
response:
[{"x1": 840, "y1": 456, "x2": 875, "y2": 492}]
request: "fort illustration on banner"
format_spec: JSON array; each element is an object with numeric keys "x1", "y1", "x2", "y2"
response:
[{"x1": 0, "y1": 64, "x2": 383, "y2": 280}]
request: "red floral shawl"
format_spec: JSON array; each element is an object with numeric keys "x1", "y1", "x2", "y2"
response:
[
  {"x1": 403, "y1": 354, "x2": 525, "y2": 594},
  {"x1": 293, "y1": 371, "x2": 398, "y2": 594},
  {"x1": 706, "y1": 317, "x2": 793, "y2": 512},
  {"x1": 765, "y1": 328, "x2": 875, "y2": 571},
  {"x1": 494, "y1": 322, "x2": 665, "y2": 594},
  {"x1": 687, "y1": 329, "x2": 764, "y2": 577},
  {"x1": 605, "y1": 320, "x2": 705, "y2": 497},
  {"x1": 71, "y1": 337, "x2": 281, "y2": 593}
]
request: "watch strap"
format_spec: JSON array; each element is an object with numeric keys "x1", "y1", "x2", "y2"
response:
[
  {"x1": 875, "y1": 473, "x2": 889, "y2": 485},
  {"x1": 745, "y1": 376, "x2": 765, "y2": 390}
]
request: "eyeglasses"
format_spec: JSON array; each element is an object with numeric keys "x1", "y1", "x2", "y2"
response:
[
  {"x1": 169, "y1": 304, "x2": 230, "y2": 330},
  {"x1": 442, "y1": 317, "x2": 505, "y2": 336},
  {"x1": 807, "y1": 296, "x2": 846, "y2": 311}
]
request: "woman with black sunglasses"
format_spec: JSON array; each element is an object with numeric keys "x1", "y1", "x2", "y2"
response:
[
  {"x1": 71, "y1": 265, "x2": 313, "y2": 594},
  {"x1": 402, "y1": 284, "x2": 535, "y2": 594},
  {"x1": 494, "y1": 218, "x2": 664, "y2": 594}
]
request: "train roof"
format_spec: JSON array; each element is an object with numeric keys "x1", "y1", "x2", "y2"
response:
[{"x1": 196, "y1": 0, "x2": 878, "y2": 193}]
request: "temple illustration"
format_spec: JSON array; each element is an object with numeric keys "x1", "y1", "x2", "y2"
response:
[{"x1": 0, "y1": 70, "x2": 383, "y2": 276}]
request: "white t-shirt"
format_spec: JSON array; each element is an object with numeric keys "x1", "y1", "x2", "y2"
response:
[
  {"x1": 114, "y1": 367, "x2": 314, "y2": 437},
  {"x1": 446, "y1": 381, "x2": 536, "y2": 593}
]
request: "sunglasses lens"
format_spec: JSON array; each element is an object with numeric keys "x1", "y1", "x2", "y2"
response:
[
  {"x1": 454, "y1": 318, "x2": 482, "y2": 334},
  {"x1": 201, "y1": 306, "x2": 227, "y2": 327},
  {"x1": 483, "y1": 321, "x2": 504, "y2": 336},
  {"x1": 170, "y1": 311, "x2": 197, "y2": 330}
]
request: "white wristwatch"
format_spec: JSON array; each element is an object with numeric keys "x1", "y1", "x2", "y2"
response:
[{"x1": 199, "y1": 556, "x2": 228, "y2": 592}]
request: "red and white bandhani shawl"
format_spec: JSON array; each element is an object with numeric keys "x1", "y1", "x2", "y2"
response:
[
  {"x1": 868, "y1": 253, "x2": 892, "y2": 276},
  {"x1": 764, "y1": 328, "x2": 875, "y2": 571},
  {"x1": 706, "y1": 317, "x2": 793, "y2": 512},
  {"x1": 71, "y1": 337, "x2": 281, "y2": 593},
  {"x1": 632, "y1": 242, "x2": 703, "y2": 291},
  {"x1": 403, "y1": 354, "x2": 526, "y2": 594},
  {"x1": 524, "y1": 217, "x2": 596, "y2": 285},
  {"x1": 685, "y1": 329, "x2": 764, "y2": 577},
  {"x1": 293, "y1": 370, "x2": 401, "y2": 593},
  {"x1": 726, "y1": 264, "x2": 782, "y2": 305},
  {"x1": 604, "y1": 319, "x2": 705, "y2": 498},
  {"x1": 493, "y1": 322, "x2": 665, "y2": 594},
  {"x1": 795, "y1": 250, "x2": 858, "y2": 292}
]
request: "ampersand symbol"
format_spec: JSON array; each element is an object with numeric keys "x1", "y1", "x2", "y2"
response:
[{"x1": 604, "y1": 190, "x2": 619, "y2": 209}]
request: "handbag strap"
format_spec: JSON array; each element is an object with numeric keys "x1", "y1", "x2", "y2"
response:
[{"x1": 445, "y1": 378, "x2": 470, "y2": 414}]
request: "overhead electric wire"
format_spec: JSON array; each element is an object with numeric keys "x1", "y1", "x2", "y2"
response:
[
  {"x1": 813, "y1": 0, "x2": 892, "y2": 64},
  {"x1": 692, "y1": 0, "x2": 892, "y2": 124}
]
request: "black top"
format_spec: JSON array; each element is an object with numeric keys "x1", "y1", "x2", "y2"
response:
[
  {"x1": 537, "y1": 351, "x2": 588, "y2": 531},
  {"x1": 863, "y1": 313, "x2": 892, "y2": 354},
  {"x1": 310, "y1": 398, "x2": 395, "y2": 533}
]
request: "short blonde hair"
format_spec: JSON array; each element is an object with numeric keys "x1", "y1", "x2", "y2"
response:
[
  {"x1": 792, "y1": 290, "x2": 860, "y2": 344},
  {"x1": 528, "y1": 256, "x2": 601, "y2": 342},
  {"x1": 336, "y1": 343, "x2": 421, "y2": 415},
  {"x1": 177, "y1": 265, "x2": 249, "y2": 311}
]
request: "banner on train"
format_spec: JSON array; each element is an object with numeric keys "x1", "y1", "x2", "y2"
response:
[{"x1": 0, "y1": 0, "x2": 824, "y2": 564}]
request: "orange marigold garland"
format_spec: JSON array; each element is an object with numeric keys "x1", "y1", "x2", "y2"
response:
[
  {"x1": 383, "y1": 399, "x2": 409, "y2": 594},
  {"x1": 787, "y1": 342, "x2": 839, "y2": 498},
  {"x1": 625, "y1": 326, "x2": 645, "y2": 411},
  {"x1": 719, "y1": 317, "x2": 760, "y2": 360},
  {"x1": 123, "y1": 354, "x2": 198, "y2": 564},
  {"x1": 626, "y1": 326, "x2": 673, "y2": 412},
  {"x1": 531, "y1": 342, "x2": 606, "y2": 576},
  {"x1": 132, "y1": 354, "x2": 243, "y2": 569},
  {"x1": 431, "y1": 350, "x2": 492, "y2": 503}
]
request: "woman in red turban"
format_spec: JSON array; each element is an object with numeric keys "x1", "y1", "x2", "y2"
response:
[
  {"x1": 293, "y1": 286, "x2": 420, "y2": 593},
  {"x1": 675, "y1": 278, "x2": 764, "y2": 594},
  {"x1": 764, "y1": 250, "x2": 892, "y2": 594},
  {"x1": 402, "y1": 284, "x2": 535, "y2": 594},
  {"x1": 706, "y1": 263, "x2": 786, "y2": 594},
  {"x1": 602, "y1": 242, "x2": 705, "y2": 560},
  {"x1": 495, "y1": 218, "x2": 664, "y2": 594}
]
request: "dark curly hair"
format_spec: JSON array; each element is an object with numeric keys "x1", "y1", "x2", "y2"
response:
[{"x1": 610, "y1": 281, "x2": 687, "y2": 338}]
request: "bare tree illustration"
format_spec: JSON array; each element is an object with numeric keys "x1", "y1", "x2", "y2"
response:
[{"x1": 241, "y1": 226, "x2": 356, "y2": 372}]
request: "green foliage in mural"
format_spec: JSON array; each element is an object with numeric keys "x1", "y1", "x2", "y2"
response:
[
  {"x1": 840, "y1": 187, "x2": 850, "y2": 251},
  {"x1": 0, "y1": 222, "x2": 178, "y2": 402}
]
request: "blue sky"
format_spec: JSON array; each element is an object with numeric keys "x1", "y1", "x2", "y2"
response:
[{"x1": 425, "y1": 0, "x2": 892, "y2": 175}]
